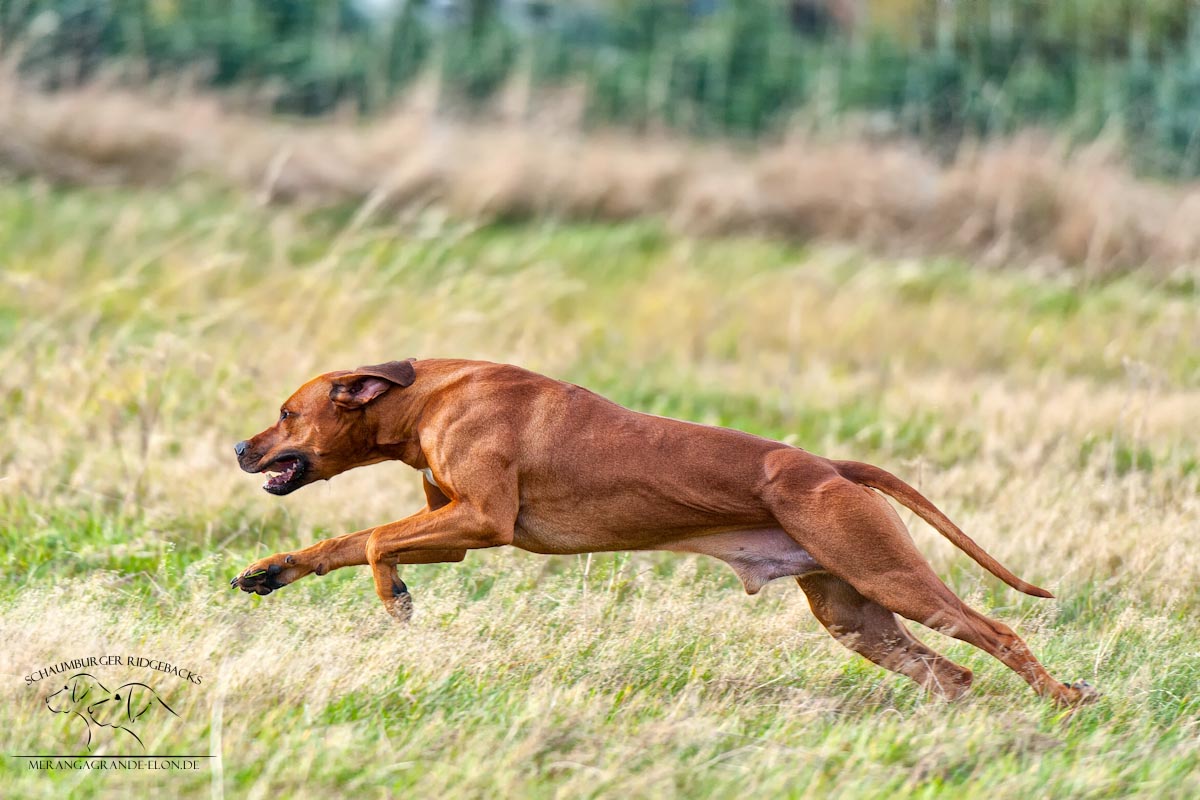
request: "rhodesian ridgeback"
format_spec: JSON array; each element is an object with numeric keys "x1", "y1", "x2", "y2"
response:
[{"x1": 232, "y1": 359, "x2": 1096, "y2": 706}]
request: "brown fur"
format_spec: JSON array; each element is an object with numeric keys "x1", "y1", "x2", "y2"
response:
[{"x1": 232, "y1": 358, "x2": 1097, "y2": 706}]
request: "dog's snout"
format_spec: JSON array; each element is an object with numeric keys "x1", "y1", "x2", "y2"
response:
[{"x1": 235, "y1": 438, "x2": 267, "y2": 474}]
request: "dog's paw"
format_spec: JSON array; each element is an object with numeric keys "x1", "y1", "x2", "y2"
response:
[
  {"x1": 1067, "y1": 679, "x2": 1101, "y2": 704},
  {"x1": 382, "y1": 577, "x2": 413, "y2": 624},
  {"x1": 230, "y1": 553, "x2": 309, "y2": 595},
  {"x1": 1052, "y1": 679, "x2": 1101, "y2": 708}
]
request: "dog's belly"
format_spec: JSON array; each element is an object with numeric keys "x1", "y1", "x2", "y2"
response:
[
  {"x1": 511, "y1": 517, "x2": 822, "y2": 594},
  {"x1": 510, "y1": 512, "x2": 666, "y2": 554},
  {"x1": 509, "y1": 469, "x2": 786, "y2": 556},
  {"x1": 654, "y1": 528, "x2": 824, "y2": 593}
]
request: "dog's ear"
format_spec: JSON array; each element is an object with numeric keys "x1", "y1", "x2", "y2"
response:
[{"x1": 329, "y1": 359, "x2": 416, "y2": 410}]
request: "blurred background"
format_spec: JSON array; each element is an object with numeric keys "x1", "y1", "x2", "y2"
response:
[
  {"x1": 7, "y1": 0, "x2": 1200, "y2": 276},
  {"x1": 6, "y1": 0, "x2": 1200, "y2": 173},
  {"x1": 1, "y1": 3, "x2": 1198, "y2": 798}
]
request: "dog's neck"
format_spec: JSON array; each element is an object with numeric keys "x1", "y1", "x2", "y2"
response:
[
  {"x1": 366, "y1": 360, "x2": 468, "y2": 469},
  {"x1": 367, "y1": 395, "x2": 426, "y2": 467}
]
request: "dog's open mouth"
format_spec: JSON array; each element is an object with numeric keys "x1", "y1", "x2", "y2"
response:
[{"x1": 260, "y1": 454, "x2": 308, "y2": 494}]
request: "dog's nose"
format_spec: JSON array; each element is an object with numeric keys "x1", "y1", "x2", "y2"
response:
[{"x1": 235, "y1": 441, "x2": 249, "y2": 457}]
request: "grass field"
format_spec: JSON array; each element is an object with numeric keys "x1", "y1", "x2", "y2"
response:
[{"x1": 1, "y1": 180, "x2": 1198, "y2": 798}]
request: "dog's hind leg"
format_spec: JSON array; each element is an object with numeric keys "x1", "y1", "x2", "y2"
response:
[
  {"x1": 653, "y1": 529, "x2": 972, "y2": 698},
  {"x1": 766, "y1": 471, "x2": 1094, "y2": 706},
  {"x1": 796, "y1": 572, "x2": 973, "y2": 699}
]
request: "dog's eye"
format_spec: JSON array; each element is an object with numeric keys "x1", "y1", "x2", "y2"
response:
[{"x1": 279, "y1": 410, "x2": 290, "y2": 421}]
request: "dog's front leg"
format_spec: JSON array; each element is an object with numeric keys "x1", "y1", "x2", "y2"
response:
[
  {"x1": 365, "y1": 492, "x2": 517, "y2": 622},
  {"x1": 231, "y1": 525, "x2": 467, "y2": 599},
  {"x1": 231, "y1": 528, "x2": 374, "y2": 595},
  {"x1": 366, "y1": 547, "x2": 469, "y2": 623},
  {"x1": 232, "y1": 478, "x2": 461, "y2": 597}
]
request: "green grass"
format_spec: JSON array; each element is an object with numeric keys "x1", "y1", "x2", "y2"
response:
[{"x1": 0, "y1": 181, "x2": 1198, "y2": 798}]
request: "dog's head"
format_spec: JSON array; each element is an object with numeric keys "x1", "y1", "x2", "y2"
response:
[
  {"x1": 45, "y1": 673, "x2": 106, "y2": 715},
  {"x1": 235, "y1": 359, "x2": 417, "y2": 495},
  {"x1": 86, "y1": 683, "x2": 177, "y2": 729}
]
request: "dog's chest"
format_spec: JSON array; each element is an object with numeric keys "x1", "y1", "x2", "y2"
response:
[{"x1": 421, "y1": 468, "x2": 440, "y2": 489}]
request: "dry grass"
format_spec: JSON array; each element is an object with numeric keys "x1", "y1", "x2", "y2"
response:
[
  {"x1": 4, "y1": 71, "x2": 1200, "y2": 278},
  {"x1": 0, "y1": 178, "x2": 1197, "y2": 796}
]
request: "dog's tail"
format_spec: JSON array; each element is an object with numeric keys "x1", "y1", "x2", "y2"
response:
[{"x1": 832, "y1": 459, "x2": 1053, "y2": 598}]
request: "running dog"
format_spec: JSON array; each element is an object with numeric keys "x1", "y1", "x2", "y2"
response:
[{"x1": 231, "y1": 359, "x2": 1096, "y2": 706}]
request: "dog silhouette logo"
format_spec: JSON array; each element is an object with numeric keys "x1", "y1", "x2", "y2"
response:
[
  {"x1": 44, "y1": 673, "x2": 105, "y2": 752},
  {"x1": 44, "y1": 672, "x2": 178, "y2": 751}
]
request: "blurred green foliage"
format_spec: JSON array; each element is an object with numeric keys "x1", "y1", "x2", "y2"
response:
[{"x1": 5, "y1": 0, "x2": 1200, "y2": 175}]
